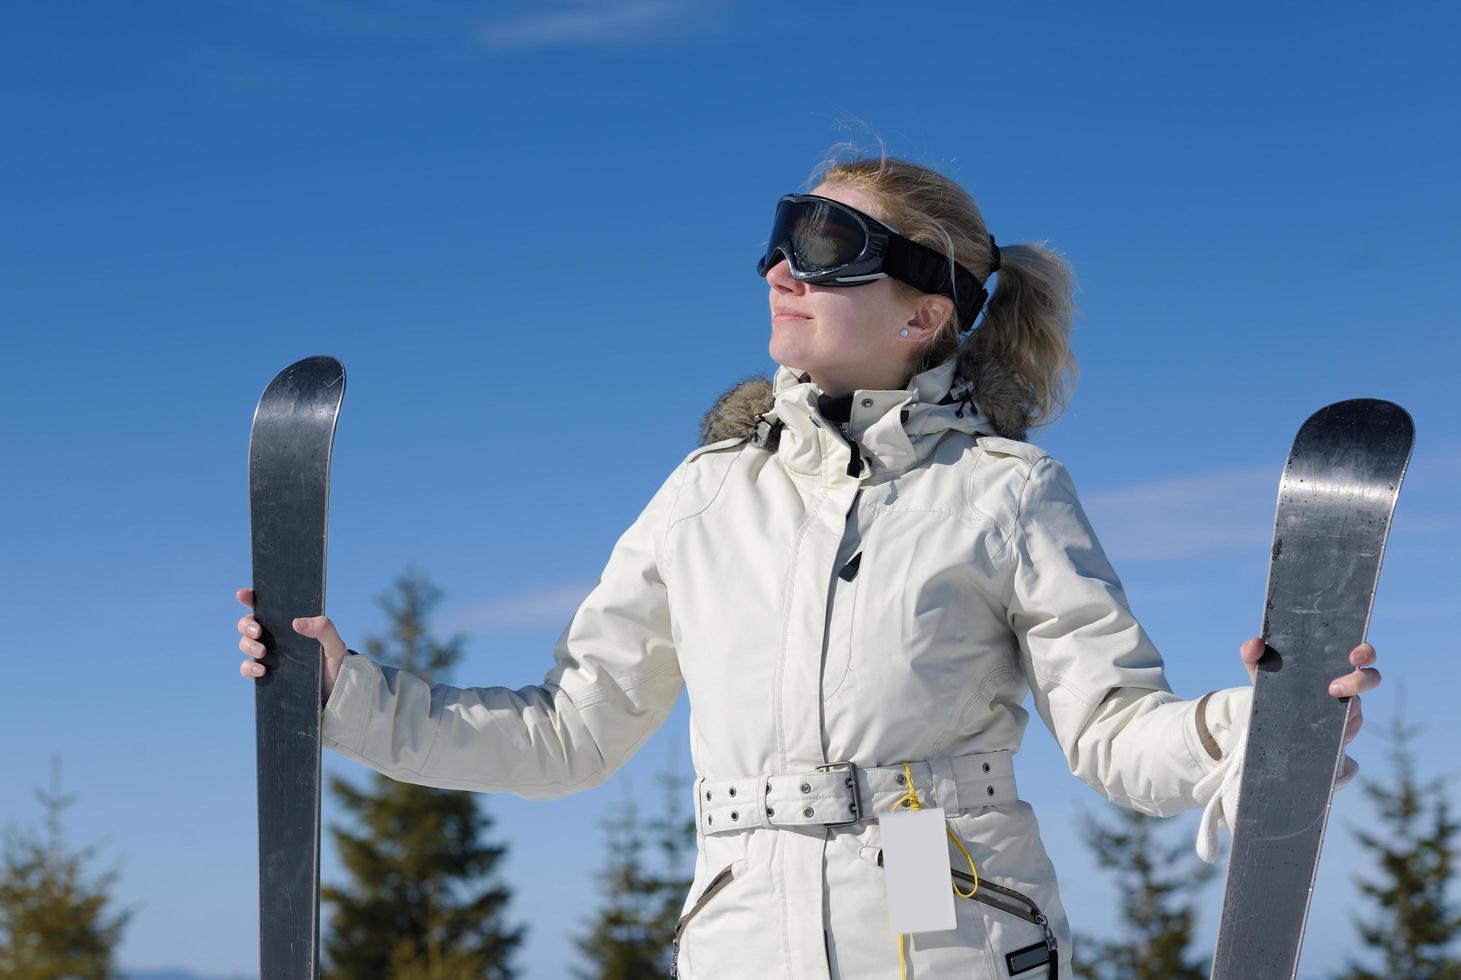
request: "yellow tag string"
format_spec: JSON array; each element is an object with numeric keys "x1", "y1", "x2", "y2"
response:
[
  {"x1": 889, "y1": 761, "x2": 981, "y2": 978},
  {"x1": 947, "y1": 830, "x2": 979, "y2": 899},
  {"x1": 892, "y1": 760, "x2": 924, "y2": 811}
]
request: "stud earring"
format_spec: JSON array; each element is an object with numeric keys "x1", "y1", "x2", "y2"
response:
[{"x1": 899, "y1": 328, "x2": 909, "y2": 337}]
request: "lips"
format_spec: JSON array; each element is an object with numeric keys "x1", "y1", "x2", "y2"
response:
[{"x1": 773, "y1": 308, "x2": 811, "y2": 320}]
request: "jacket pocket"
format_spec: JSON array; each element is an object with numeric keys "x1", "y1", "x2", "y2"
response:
[
  {"x1": 671, "y1": 858, "x2": 748, "y2": 979},
  {"x1": 864, "y1": 846, "x2": 1058, "y2": 979},
  {"x1": 951, "y1": 866, "x2": 1059, "y2": 978}
]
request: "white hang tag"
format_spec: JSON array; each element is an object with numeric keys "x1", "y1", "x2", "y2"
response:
[{"x1": 878, "y1": 806, "x2": 956, "y2": 934}]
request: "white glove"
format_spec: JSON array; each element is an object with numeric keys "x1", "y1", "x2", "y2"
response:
[{"x1": 1192, "y1": 715, "x2": 1359, "y2": 864}]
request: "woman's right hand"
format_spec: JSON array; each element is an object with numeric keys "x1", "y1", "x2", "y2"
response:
[{"x1": 237, "y1": 587, "x2": 351, "y2": 706}]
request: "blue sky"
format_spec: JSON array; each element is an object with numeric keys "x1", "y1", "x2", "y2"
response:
[{"x1": 3, "y1": 1, "x2": 1458, "y2": 977}]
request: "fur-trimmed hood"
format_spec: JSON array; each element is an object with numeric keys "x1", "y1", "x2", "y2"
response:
[{"x1": 698, "y1": 346, "x2": 1038, "y2": 451}]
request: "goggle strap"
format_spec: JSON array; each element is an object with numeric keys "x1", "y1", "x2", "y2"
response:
[{"x1": 883, "y1": 235, "x2": 989, "y2": 331}]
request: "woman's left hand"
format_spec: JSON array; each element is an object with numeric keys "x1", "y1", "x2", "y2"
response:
[{"x1": 1238, "y1": 637, "x2": 1380, "y2": 745}]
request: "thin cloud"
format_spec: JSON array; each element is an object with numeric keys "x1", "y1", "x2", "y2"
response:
[
  {"x1": 442, "y1": 580, "x2": 597, "y2": 634},
  {"x1": 1081, "y1": 464, "x2": 1279, "y2": 564},
  {"x1": 477, "y1": 0, "x2": 704, "y2": 50},
  {"x1": 1081, "y1": 443, "x2": 1461, "y2": 566}
]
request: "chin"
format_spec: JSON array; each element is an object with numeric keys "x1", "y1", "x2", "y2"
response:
[{"x1": 768, "y1": 334, "x2": 817, "y2": 373}]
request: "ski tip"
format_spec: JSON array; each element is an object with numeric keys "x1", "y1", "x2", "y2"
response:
[
  {"x1": 256, "y1": 356, "x2": 347, "y2": 398},
  {"x1": 282, "y1": 354, "x2": 346, "y2": 384},
  {"x1": 250, "y1": 356, "x2": 348, "y2": 438},
  {"x1": 1301, "y1": 398, "x2": 1413, "y2": 433},
  {"x1": 1296, "y1": 398, "x2": 1414, "y2": 454}
]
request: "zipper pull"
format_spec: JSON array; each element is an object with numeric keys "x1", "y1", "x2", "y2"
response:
[
  {"x1": 828, "y1": 421, "x2": 864, "y2": 477},
  {"x1": 1035, "y1": 911, "x2": 1058, "y2": 980}
]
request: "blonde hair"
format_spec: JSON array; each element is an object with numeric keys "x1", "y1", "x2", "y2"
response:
[{"x1": 807, "y1": 150, "x2": 1080, "y2": 430}]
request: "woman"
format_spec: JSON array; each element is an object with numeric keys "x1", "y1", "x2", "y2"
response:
[{"x1": 235, "y1": 155, "x2": 1381, "y2": 978}]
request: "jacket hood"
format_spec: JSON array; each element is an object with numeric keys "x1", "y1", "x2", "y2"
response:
[{"x1": 698, "y1": 345, "x2": 1039, "y2": 459}]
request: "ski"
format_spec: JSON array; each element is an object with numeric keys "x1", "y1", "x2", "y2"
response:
[
  {"x1": 249, "y1": 355, "x2": 346, "y2": 980},
  {"x1": 1210, "y1": 398, "x2": 1413, "y2": 979}
]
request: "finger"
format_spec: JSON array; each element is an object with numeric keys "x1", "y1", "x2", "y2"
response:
[
  {"x1": 1343, "y1": 695, "x2": 1364, "y2": 743},
  {"x1": 241, "y1": 659, "x2": 265, "y2": 678},
  {"x1": 1355, "y1": 666, "x2": 1381, "y2": 694},
  {"x1": 239, "y1": 637, "x2": 265, "y2": 658},
  {"x1": 1349, "y1": 643, "x2": 1376, "y2": 667},
  {"x1": 1240, "y1": 637, "x2": 1265, "y2": 664},
  {"x1": 237, "y1": 588, "x2": 255, "y2": 608},
  {"x1": 1329, "y1": 667, "x2": 1381, "y2": 698},
  {"x1": 294, "y1": 615, "x2": 347, "y2": 661},
  {"x1": 237, "y1": 615, "x2": 260, "y2": 637}
]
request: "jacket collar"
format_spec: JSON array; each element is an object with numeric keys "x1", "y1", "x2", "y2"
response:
[{"x1": 698, "y1": 349, "x2": 1038, "y2": 478}]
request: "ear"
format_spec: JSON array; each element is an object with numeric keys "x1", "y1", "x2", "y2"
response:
[{"x1": 901, "y1": 295, "x2": 955, "y2": 340}]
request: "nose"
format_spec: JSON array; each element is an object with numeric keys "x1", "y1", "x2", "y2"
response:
[{"x1": 764, "y1": 252, "x2": 803, "y2": 292}]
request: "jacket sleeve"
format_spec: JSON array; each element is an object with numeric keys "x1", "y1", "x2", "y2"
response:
[
  {"x1": 318, "y1": 459, "x2": 687, "y2": 800},
  {"x1": 1003, "y1": 454, "x2": 1253, "y2": 818}
]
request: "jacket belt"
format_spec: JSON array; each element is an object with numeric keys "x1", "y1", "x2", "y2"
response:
[{"x1": 694, "y1": 750, "x2": 1018, "y2": 837}]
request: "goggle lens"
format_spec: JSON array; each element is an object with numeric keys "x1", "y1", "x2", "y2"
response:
[
  {"x1": 764, "y1": 198, "x2": 868, "y2": 276},
  {"x1": 756, "y1": 191, "x2": 989, "y2": 330}
]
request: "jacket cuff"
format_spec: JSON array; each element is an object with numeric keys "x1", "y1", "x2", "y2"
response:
[
  {"x1": 321, "y1": 651, "x2": 375, "y2": 757},
  {"x1": 1189, "y1": 686, "x2": 1253, "y2": 775}
]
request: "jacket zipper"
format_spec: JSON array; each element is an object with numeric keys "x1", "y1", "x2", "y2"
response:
[
  {"x1": 821, "y1": 486, "x2": 863, "y2": 739},
  {"x1": 830, "y1": 420, "x2": 865, "y2": 477},
  {"x1": 670, "y1": 863, "x2": 737, "y2": 978}
]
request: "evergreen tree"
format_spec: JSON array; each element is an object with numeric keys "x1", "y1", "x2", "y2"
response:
[
  {"x1": 322, "y1": 568, "x2": 525, "y2": 979},
  {"x1": 1337, "y1": 686, "x2": 1461, "y2": 979},
  {"x1": 572, "y1": 744, "x2": 696, "y2": 979},
  {"x1": 571, "y1": 779, "x2": 662, "y2": 980},
  {"x1": 0, "y1": 755, "x2": 132, "y2": 980},
  {"x1": 1070, "y1": 803, "x2": 1216, "y2": 980},
  {"x1": 642, "y1": 753, "x2": 697, "y2": 955}
]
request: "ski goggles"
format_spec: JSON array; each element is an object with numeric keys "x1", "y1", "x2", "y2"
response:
[{"x1": 755, "y1": 193, "x2": 990, "y2": 331}]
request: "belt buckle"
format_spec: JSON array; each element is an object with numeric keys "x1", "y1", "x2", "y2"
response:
[{"x1": 816, "y1": 760, "x2": 863, "y2": 827}]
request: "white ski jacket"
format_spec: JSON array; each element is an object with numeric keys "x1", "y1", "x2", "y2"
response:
[{"x1": 320, "y1": 350, "x2": 1261, "y2": 979}]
